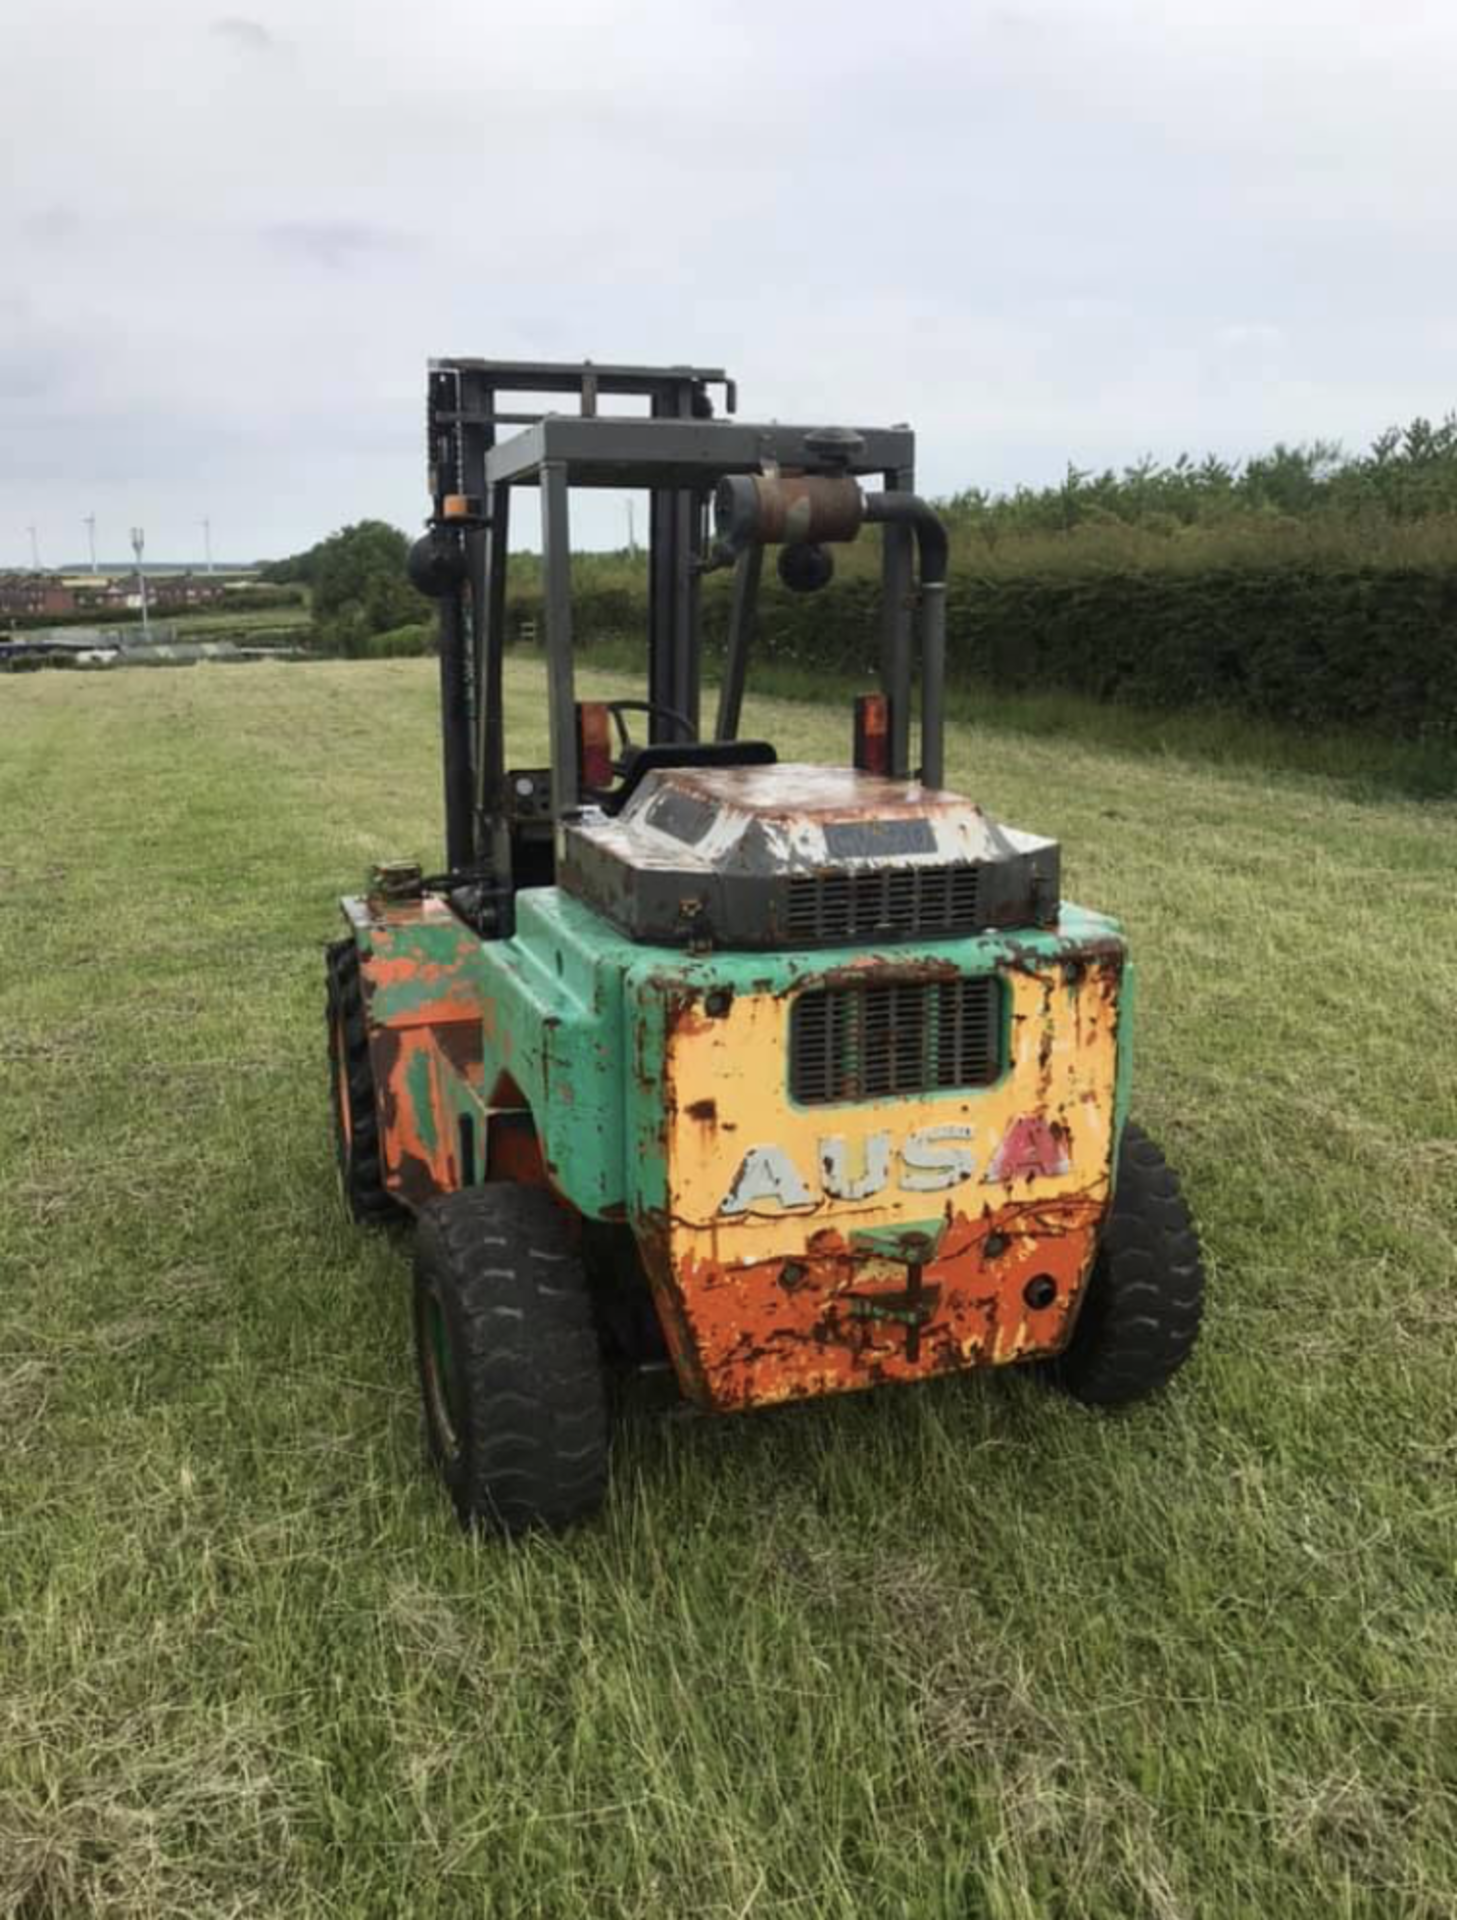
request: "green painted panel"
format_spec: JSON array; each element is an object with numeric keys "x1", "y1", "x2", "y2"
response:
[
  {"x1": 405, "y1": 1044, "x2": 439, "y2": 1154},
  {"x1": 849, "y1": 1218, "x2": 948, "y2": 1260}
]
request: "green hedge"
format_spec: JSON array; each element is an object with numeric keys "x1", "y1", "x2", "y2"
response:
[
  {"x1": 503, "y1": 563, "x2": 1457, "y2": 739},
  {"x1": 358, "y1": 622, "x2": 434, "y2": 659},
  {"x1": 947, "y1": 566, "x2": 1457, "y2": 736}
]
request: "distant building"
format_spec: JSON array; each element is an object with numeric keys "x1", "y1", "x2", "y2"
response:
[
  {"x1": 3, "y1": 568, "x2": 229, "y2": 622},
  {"x1": 0, "y1": 572, "x2": 76, "y2": 617},
  {"x1": 154, "y1": 572, "x2": 227, "y2": 610},
  {"x1": 70, "y1": 571, "x2": 227, "y2": 614}
]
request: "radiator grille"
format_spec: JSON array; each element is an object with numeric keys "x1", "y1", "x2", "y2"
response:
[
  {"x1": 790, "y1": 976, "x2": 1002, "y2": 1105},
  {"x1": 785, "y1": 865, "x2": 980, "y2": 944}
]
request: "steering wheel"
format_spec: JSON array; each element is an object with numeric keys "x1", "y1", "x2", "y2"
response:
[{"x1": 602, "y1": 699, "x2": 698, "y2": 776}]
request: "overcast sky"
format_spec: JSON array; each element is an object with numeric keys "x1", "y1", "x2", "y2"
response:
[{"x1": 3, "y1": 0, "x2": 1455, "y2": 565}]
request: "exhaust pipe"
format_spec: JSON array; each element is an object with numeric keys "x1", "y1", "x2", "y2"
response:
[{"x1": 863, "y1": 493, "x2": 948, "y2": 789}]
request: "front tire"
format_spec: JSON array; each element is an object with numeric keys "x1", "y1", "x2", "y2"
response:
[
  {"x1": 414, "y1": 1185, "x2": 610, "y2": 1533},
  {"x1": 326, "y1": 938, "x2": 401, "y2": 1226},
  {"x1": 1045, "y1": 1122, "x2": 1204, "y2": 1406}
]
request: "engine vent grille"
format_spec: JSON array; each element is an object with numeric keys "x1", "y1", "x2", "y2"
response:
[
  {"x1": 785, "y1": 865, "x2": 981, "y2": 944},
  {"x1": 790, "y1": 976, "x2": 1002, "y2": 1105}
]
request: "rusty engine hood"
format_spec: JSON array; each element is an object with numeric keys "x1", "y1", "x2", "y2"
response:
[{"x1": 558, "y1": 763, "x2": 1060, "y2": 949}]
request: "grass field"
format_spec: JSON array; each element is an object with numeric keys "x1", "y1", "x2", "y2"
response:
[
  {"x1": 167, "y1": 604, "x2": 312, "y2": 638},
  {"x1": 2, "y1": 659, "x2": 1455, "y2": 1919}
]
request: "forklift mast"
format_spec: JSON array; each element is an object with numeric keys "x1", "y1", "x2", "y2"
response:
[{"x1": 414, "y1": 358, "x2": 934, "y2": 904}]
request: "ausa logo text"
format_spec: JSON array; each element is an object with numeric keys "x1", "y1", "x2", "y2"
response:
[{"x1": 719, "y1": 1127, "x2": 974, "y2": 1215}]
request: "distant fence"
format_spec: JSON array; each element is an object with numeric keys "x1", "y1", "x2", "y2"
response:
[
  {"x1": 7, "y1": 622, "x2": 187, "y2": 648},
  {"x1": 0, "y1": 628, "x2": 310, "y2": 672}
]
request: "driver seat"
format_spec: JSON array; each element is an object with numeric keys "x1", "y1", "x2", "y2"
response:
[{"x1": 600, "y1": 740, "x2": 776, "y2": 816}]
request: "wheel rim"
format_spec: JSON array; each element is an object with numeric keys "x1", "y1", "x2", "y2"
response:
[{"x1": 421, "y1": 1287, "x2": 462, "y2": 1462}]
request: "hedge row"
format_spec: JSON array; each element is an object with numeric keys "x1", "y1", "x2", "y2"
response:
[{"x1": 503, "y1": 562, "x2": 1457, "y2": 738}]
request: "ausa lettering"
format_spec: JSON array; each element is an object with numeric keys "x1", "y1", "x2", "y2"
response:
[{"x1": 719, "y1": 1126, "x2": 975, "y2": 1215}]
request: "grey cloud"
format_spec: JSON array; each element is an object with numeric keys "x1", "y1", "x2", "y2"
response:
[
  {"x1": 22, "y1": 205, "x2": 82, "y2": 245},
  {"x1": 264, "y1": 221, "x2": 415, "y2": 270},
  {"x1": 987, "y1": 4, "x2": 1045, "y2": 31},
  {"x1": 212, "y1": 16, "x2": 273, "y2": 50},
  {"x1": 0, "y1": 340, "x2": 73, "y2": 403},
  {"x1": 6, "y1": 0, "x2": 1457, "y2": 563}
]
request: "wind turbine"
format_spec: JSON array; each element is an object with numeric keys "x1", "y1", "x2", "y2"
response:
[
  {"x1": 83, "y1": 514, "x2": 98, "y2": 574},
  {"x1": 27, "y1": 525, "x2": 43, "y2": 573},
  {"x1": 130, "y1": 527, "x2": 152, "y2": 643},
  {"x1": 200, "y1": 516, "x2": 214, "y2": 575}
]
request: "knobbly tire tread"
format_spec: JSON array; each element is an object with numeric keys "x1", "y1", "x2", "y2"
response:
[
  {"x1": 1046, "y1": 1121, "x2": 1204, "y2": 1406},
  {"x1": 326, "y1": 937, "x2": 401, "y2": 1226},
  {"x1": 414, "y1": 1184, "x2": 610, "y2": 1534}
]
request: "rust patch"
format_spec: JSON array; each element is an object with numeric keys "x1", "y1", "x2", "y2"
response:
[
  {"x1": 436, "y1": 1022, "x2": 485, "y2": 1080},
  {"x1": 374, "y1": 1027, "x2": 461, "y2": 1211},
  {"x1": 487, "y1": 1112, "x2": 549, "y2": 1188},
  {"x1": 639, "y1": 1193, "x2": 1103, "y2": 1411},
  {"x1": 351, "y1": 900, "x2": 488, "y2": 1212}
]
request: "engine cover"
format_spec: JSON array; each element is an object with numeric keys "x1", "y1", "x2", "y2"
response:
[{"x1": 558, "y1": 764, "x2": 1060, "y2": 949}]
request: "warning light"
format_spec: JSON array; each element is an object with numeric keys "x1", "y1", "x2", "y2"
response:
[
  {"x1": 853, "y1": 693, "x2": 889, "y2": 775},
  {"x1": 576, "y1": 702, "x2": 614, "y2": 791}
]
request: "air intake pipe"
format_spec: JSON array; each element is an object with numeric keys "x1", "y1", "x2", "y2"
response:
[
  {"x1": 863, "y1": 492, "x2": 949, "y2": 789},
  {"x1": 712, "y1": 466, "x2": 950, "y2": 788}
]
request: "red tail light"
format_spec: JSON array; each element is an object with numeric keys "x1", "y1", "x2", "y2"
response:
[{"x1": 853, "y1": 693, "x2": 889, "y2": 776}]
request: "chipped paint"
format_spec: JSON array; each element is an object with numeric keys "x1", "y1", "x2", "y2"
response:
[
  {"x1": 642, "y1": 1191, "x2": 1106, "y2": 1409},
  {"x1": 985, "y1": 1114, "x2": 1072, "y2": 1183},
  {"x1": 341, "y1": 882, "x2": 1129, "y2": 1409},
  {"x1": 635, "y1": 934, "x2": 1125, "y2": 1410},
  {"x1": 563, "y1": 761, "x2": 1057, "y2": 884}
]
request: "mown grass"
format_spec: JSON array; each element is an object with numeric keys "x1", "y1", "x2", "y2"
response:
[
  {"x1": 166, "y1": 603, "x2": 312, "y2": 638},
  {"x1": 1, "y1": 659, "x2": 1455, "y2": 1919}
]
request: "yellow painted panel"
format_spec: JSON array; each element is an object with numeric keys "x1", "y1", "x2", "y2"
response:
[{"x1": 648, "y1": 953, "x2": 1123, "y2": 1409}]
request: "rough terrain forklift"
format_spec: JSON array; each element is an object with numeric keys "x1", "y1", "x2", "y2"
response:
[{"x1": 326, "y1": 358, "x2": 1205, "y2": 1533}]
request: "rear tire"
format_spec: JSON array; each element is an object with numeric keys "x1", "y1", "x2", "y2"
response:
[
  {"x1": 326, "y1": 938, "x2": 401, "y2": 1227},
  {"x1": 1045, "y1": 1122, "x2": 1204, "y2": 1406},
  {"x1": 414, "y1": 1184, "x2": 610, "y2": 1533}
]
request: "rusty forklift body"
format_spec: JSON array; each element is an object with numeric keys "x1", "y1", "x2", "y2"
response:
[{"x1": 327, "y1": 358, "x2": 1204, "y2": 1530}]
